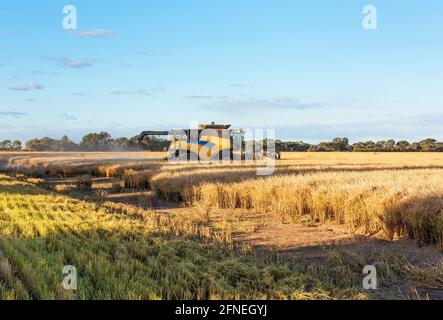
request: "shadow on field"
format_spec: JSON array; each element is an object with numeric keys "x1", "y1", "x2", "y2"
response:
[{"x1": 0, "y1": 183, "x2": 49, "y2": 196}]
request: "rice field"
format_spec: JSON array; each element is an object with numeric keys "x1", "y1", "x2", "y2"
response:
[
  {"x1": 0, "y1": 173, "x2": 384, "y2": 300},
  {"x1": 0, "y1": 152, "x2": 442, "y2": 299}
]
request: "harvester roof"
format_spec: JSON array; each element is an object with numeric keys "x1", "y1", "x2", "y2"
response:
[{"x1": 198, "y1": 123, "x2": 231, "y2": 130}]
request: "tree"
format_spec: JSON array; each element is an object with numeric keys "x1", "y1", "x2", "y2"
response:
[
  {"x1": 58, "y1": 136, "x2": 78, "y2": 151},
  {"x1": 25, "y1": 136, "x2": 76, "y2": 151},
  {"x1": 11, "y1": 140, "x2": 22, "y2": 150},
  {"x1": 0, "y1": 140, "x2": 12, "y2": 150},
  {"x1": 331, "y1": 137, "x2": 350, "y2": 151},
  {"x1": 275, "y1": 140, "x2": 310, "y2": 152},
  {"x1": 309, "y1": 138, "x2": 350, "y2": 152},
  {"x1": 351, "y1": 142, "x2": 366, "y2": 152},
  {"x1": 352, "y1": 141, "x2": 376, "y2": 152},
  {"x1": 385, "y1": 139, "x2": 396, "y2": 151},
  {"x1": 138, "y1": 136, "x2": 170, "y2": 151},
  {"x1": 407, "y1": 142, "x2": 421, "y2": 152},
  {"x1": 396, "y1": 140, "x2": 410, "y2": 151},
  {"x1": 80, "y1": 132, "x2": 113, "y2": 151},
  {"x1": 419, "y1": 138, "x2": 438, "y2": 152}
]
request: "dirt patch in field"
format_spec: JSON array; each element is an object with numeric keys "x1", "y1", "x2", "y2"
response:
[
  {"x1": 153, "y1": 205, "x2": 442, "y2": 264},
  {"x1": 230, "y1": 217, "x2": 441, "y2": 262},
  {"x1": 234, "y1": 221, "x2": 358, "y2": 253}
]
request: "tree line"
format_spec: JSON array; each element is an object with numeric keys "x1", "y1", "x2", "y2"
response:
[
  {"x1": 275, "y1": 137, "x2": 443, "y2": 152},
  {"x1": 0, "y1": 140, "x2": 23, "y2": 151},
  {"x1": 0, "y1": 132, "x2": 169, "y2": 152},
  {"x1": 1, "y1": 133, "x2": 443, "y2": 152}
]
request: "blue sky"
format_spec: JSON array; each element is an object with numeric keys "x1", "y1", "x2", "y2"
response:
[{"x1": 1, "y1": 0, "x2": 442, "y2": 142}]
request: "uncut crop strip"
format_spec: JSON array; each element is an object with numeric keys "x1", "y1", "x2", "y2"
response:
[
  {"x1": 185, "y1": 169, "x2": 443, "y2": 249},
  {"x1": 149, "y1": 160, "x2": 443, "y2": 200}
]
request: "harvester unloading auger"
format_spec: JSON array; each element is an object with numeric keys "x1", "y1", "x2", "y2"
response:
[{"x1": 137, "y1": 123, "x2": 281, "y2": 161}]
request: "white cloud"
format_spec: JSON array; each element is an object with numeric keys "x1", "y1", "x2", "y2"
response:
[
  {"x1": 0, "y1": 111, "x2": 28, "y2": 117},
  {"x1": 135, "y1": 89, "x2": 153, "y2": 96},
  {"x1": 8, "y1": 82, "x2": 44, "y2": 91},
  {"x1": 204, "y1": 97, "x2": 329, "y2": 111},
  {"x1": 61, "y1": 113, "x2": 78, "y2": 121},
  {"x1": 47, "y1": 57, "x2": 94, "y2": 69},
  {"x1": 185, "y1": 95, "x2": 230, "y2": 100},
  {"x1": 110, "y1": 88, "x2": 164, "y2": 96},
  {"x1": 69, "y1": 29, "x2": 113, "y2": 37},
  {"x1": 110, "y1": 90, "x2": 131, "y2": 95}
]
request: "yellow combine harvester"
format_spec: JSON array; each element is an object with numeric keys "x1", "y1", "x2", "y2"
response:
[{"x1": 138, "y1": 123, "x2": 246, "y2": 161}]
